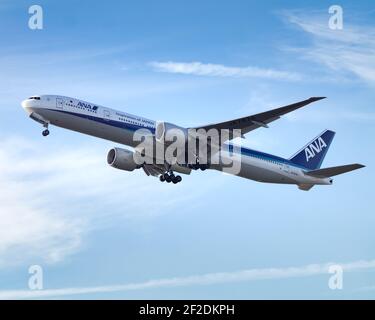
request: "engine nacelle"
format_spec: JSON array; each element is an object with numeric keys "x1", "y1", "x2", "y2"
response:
[
  {"x1": 107, "y1": 148, "x2": 139, "y2": 172},
  {"x1": 155, "y1": 121, "x2": 188, "y2": 145}
]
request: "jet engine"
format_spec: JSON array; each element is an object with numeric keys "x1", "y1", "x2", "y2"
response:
[
  {"x1": 107, "y1": 147, "x2": 139, "y2": 172},
  {"x1": 155, "y1": 121, "x2": 189, "y2": 145}
]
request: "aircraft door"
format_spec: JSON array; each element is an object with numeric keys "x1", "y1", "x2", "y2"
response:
[
  {"x1": 103, "y1": 109, "x2": 111, "y2": 120},
  {"x1": 56, "y1": 97, "x2": 64, "y2": 109},
  {"x1": 282, "y1": 164, "x2": 290, "y2": 174}
]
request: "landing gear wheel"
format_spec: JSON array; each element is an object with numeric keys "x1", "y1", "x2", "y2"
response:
[
  {"x1": 159, "y1": 175, "x2": 165, "y2": 182},
  {"x1": 172, "y1": 175, "x2": 182, "y2": 184},
  {"x1": 165, "y1": 175, "x2": 172, "y2": 183},
  {"x1": 42, "y1": 129, "x2": 50, "y2": 137}
]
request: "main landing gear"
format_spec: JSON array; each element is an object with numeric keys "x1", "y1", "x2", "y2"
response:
[
  {"x1": 159, "y1": 172, "x2": 182, "y2": 184},
  {"x1": 187, "y1": 157, "x2": 210, "y2": 171},
  {"x1": 188, "y1": 163, "x2": 209, "y2": 171}
]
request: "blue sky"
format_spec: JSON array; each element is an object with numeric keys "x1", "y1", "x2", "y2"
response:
[{"x1": 0, "y1": 0, "x2": 374, "y2": 299}]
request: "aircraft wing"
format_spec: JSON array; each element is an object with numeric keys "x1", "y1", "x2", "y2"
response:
[{"x1": 192, "y1": 97, "x2": 326, "y2": 140}]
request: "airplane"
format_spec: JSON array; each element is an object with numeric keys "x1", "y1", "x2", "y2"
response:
[{"x1": 21, "y1": 95, "x2": 364, "y2": 190}]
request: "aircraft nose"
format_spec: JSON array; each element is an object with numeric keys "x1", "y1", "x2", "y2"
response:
[
  {"x1": 21, "y1": 99, "x2": 33, "y2": 115},
  {"x1": 21, "y1": 99, "x2": 30, "y2": 109}
]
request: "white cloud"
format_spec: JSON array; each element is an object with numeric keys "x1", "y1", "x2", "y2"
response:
[
  {"x1": 284, "y1": 11, "x2": 375, "y2": 84},
  {"x1": 149, "y1": 61, "x2": 302, "y2": 81},
  {"x1": 0, "y1": 258, "x2": 374, "y2": 299},
  {"x1": 0, "y1": 135, "x2": 221, "y2": 268},
  {"x1": 0, "y1": 138, "x2": 85, "y2": 267}
]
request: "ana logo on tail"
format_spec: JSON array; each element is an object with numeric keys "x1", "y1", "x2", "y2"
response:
[{"x1": 305, "y1": 137, "x2": 327, "y2": 162}]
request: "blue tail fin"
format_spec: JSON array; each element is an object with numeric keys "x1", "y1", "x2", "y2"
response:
[{"x1": 289, "y1": 130, "x2": 336, "y2": 170}]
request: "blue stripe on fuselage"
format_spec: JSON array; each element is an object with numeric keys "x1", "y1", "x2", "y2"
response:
[
  {"x1": 228, "y1": 145, "x2": 307, "y2": 169},
  {"x1": 47, "y1": 108, "x2": 156, "y2": 133},
  {"x1": 45, "y1": 108, "x2": 307, "y2": 170}
]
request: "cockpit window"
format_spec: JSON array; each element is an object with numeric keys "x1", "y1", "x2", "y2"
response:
[{"x1": 29, "y1": 96, "x2": 41, "y2": 100}]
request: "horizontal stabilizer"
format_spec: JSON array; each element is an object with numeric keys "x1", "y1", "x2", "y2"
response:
[{"x1": 306, "y1": 163, "x2": 365, "y2": 178}]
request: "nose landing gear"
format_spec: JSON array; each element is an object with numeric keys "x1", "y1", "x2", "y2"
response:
[{"x1": 42, "y1": 123, "x2": 50, "y2": 137}]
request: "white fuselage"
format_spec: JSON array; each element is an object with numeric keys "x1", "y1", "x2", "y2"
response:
[{"x1": 21, "y1": 95, "x2": 332, "y2": 187}]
